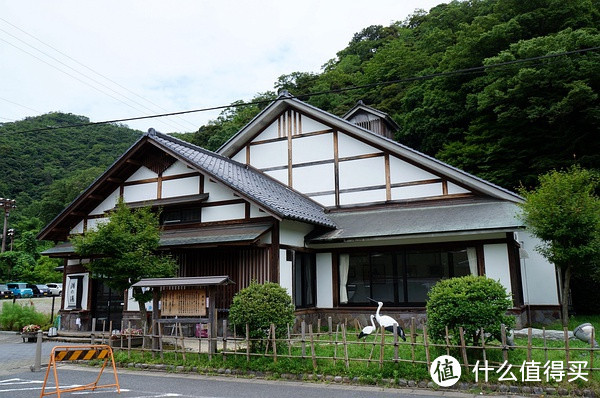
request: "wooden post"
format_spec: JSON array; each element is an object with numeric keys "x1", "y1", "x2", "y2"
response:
[
  {"x1": 317, "y1": 318, "x2": 321, "y2": 337},
  {"x1": 102, "y1": 319, "x2": 106, "y2": 344},
  {"x1": 264, "y1": 324, "x2": 271, "y2": 356},
  {"x1": 410, "y1": 317, "x2": 416, "y2": 364},
  {"x1": 301, "y1": 321, "x2": 306, "y2": 358},
  {"x1": 444, "y1": 326, "x2": 450, "y2": 356},
  {"x1": 246, "y1": 324, "x2": 250, "y2": 362},
  {"x1": 528, "y1": 327, "x2": 533, "y2": 362},
  {"x1": 271, "y1": 323, "x2": 277, "y2": 363},
  {"x1": 543, "y1": 327, "x2": 548, "y2": 362},
  {"x1": 393, "y1": 324, "x2": 398, "y2": 363},
  {"x1": 158, "y1": 322, "x2": 164, "y2": 361},
  {"x1": 328, "y1": 317, "x2": 332, "y2": 342},
  {"x1": 379, "y1": 326, "x2": 385, "y2": 369},
  {"x1": 287, "y1": 324, "x2": 291, "y2": 357},
  {"x1": 152, "y1": 288, "x2": 159, "y2": 354},
  {"x1": 342, "y1": 323, "x2": 349, "y2": 370},
  {"x1": 309, "y1": 324, "x2": 316, "y2": 370},
  {"x1": 333, "y1": 324, "x2": 339, "y2": 366},
  {"x1": 91, "y1": 318, "x2": 96, "y2": 345},
  {"x1": 501, "y1": 324, "x2": 508, "y2": 362},
  {"x1": 208, "y1": 286, "x2": 217, "y2": 355},
  {"x1": 459, "y1": 327, "x2": 469, "y2": 371},
  {"x1": 481, "y1": 328, "x2": 487, "y2": 363},
  {"x1": 423, "y1": 325, "x2": 430, "y2": 368},
  {"x1": 108, "y1": 321, "x2": 113, "y2": 349},
  {"x1": 178, "y1": 323, "x2": 186, "y2": 362},
  {"x1": 207, "y1": 322, "x2": 213, "y2": 361},
  {"x1": 127, "y1": 320, "x2": 132, "y2": 359},
  {"x1": 222, "y1": 319, "x2": 228, "y2": 362},
  {"x1": 590, "y1": 327, "x2": 595, "y2": 371}
]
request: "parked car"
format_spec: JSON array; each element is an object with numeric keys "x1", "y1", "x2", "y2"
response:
[
  {"x1": 31, "y1": 283, "x2": 50, "y2": 297},
  {"x1": 7, "y1": 282, "x2": 34, "y2": 298},
  {"x1": 47, "y1": 283, "x2": 62, "y2": 296},
  {"x1": 0, "y1": 284, "x2": 14, "y2": 299}
]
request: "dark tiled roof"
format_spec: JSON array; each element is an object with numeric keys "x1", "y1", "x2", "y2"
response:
[
  {"x1": 148, "y1": 130, "x2": 335, "y2": 228},
  {"x1": 309, "y1": 199, "x2": 522, "y2": 243}
]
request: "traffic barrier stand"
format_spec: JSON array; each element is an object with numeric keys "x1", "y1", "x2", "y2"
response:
[{"x1": 40, "y1": 344, "x2": 120, "y2": 397}]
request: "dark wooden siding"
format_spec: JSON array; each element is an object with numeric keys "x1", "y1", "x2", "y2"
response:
[{"x1": 171, "y1": 247, "x2": 271, "y2": 310}]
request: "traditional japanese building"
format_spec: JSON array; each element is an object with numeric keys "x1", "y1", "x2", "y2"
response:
[{"x1": 39, "y1": 93, "x2": 560, "y2": 331}]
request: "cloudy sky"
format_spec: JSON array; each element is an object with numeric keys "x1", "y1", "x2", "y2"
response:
[{"x1": 1, "y1": 1, "x2": 445, "y2": 133}]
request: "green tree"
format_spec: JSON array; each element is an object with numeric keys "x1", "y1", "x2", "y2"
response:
[
  {"x1": 519, "y1": 166, "x2": 600, "y2": 326},
  {"x1": 71, "y1": 199, "x2": 177, "y2": 323}
]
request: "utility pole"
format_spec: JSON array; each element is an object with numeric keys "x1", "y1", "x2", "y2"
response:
[
  {"x1": 7, "y1": 228, "x2": 14, "y2": 251},
  {"x1": 0, "y1": 198, "x2": 16, "y2": 253}
]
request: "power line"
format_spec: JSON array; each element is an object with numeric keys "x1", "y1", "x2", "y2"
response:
[{"x1": 8, "y1": 45, "x2": 600, "y2": 135}]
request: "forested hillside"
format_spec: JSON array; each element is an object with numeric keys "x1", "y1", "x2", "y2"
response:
[{"x1": 181, "y1": 0, "x2": 600, "y2": 191}]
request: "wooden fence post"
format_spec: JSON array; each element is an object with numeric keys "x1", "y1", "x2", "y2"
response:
[
  {"x1": 309, "y1": 324, "x2": 316, "y2": 370},
  {"x1": 393, "y1": 324, "x2": 398, "y2": 363},
  {"x1": 301, "y1": 321, "x2": 306, "y2": 358},
  {"x1": 444, "y1": 326, "x2": 450, "y2": 356},
  {"x1": 423, "y1": 325, "x2": 430, "y2": 368},
  {"x1": 379, "y1": 326, "x2": 385, "y2": 369},
  {"x1": 501, "y1": 324, "x2": 508, "y2": 362},
  {"x1": 410, "y1": 317, "x2": 416, "y2": 364},
  {"x1": 222, "y1": 320, "x2": 227, "y2": 362},
  {"x1": 459, "y1": 327, "x2": 469, "y2": 371},
  {"x1": 563, "y1": 327, "x2": 570, "y2": 363},
  {"x1": 328, "y1": 317, "x2": 332, "y2": 342},
  {"x1": 342, "y1": 323, "x2": 349, "y2": 370},
  {"x1": 246, "y1": 324, "x2": 250, "y2": 362},
  {"x1": 333, "y1": 324, "x2": 339, "y2": 366},
  {"x1": 271, "y1": 323, "x2": 277, "y2": 364},
  {"x1": 178, "y1": 323, "x2": 186, "y2": 362}
]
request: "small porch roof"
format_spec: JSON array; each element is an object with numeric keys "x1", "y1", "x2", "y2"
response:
[{"x1": 132, "y1": 276, "x2": 235, "y2": 288}]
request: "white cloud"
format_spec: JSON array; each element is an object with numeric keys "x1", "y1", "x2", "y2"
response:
[{"x1": 0, "y1": 0, "x2": 445, "y2": 132}]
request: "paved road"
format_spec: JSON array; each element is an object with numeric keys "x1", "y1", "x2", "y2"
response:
[{"x1": 0, "y1": 331, "x2": 69, "y2": 376}]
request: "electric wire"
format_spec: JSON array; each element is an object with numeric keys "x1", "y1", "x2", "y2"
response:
[{"x1": 7, "y1": 45, "x2": 600, "y2": 135}]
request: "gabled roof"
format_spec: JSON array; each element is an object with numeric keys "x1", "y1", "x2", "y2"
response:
[
  {"x1": 38, "y1": 129, "x2": 335, "y2": 241},
  {"x1": 218, "y1": 93, "x2": 523, "y2": 203},
  {"x1": 342, "y1": 99, "x2": 400, "y2": 131}
]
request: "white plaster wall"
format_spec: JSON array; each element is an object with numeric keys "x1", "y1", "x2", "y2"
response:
[
  {"x1": 249, "y1": 141, "x2": 287, "y2": 169},
  {"x1": 162, "y1": 176, "x2": 199, "y2": 198},
  {"x1": 280, "y1": 220, "x2": 313, "y2": 247},
  {"x1": 337, "y1": 132, "x2": 379, "y2": 158},
  {"x1": 316, "y1": 253, "x2": 333, "y2": 308},
  {"x1": 249, "y1": 204, "x2": 266, "y2": 218},
  {"x1": 308, "y1": 194, "x2": 336, "y2": 207},
  {"x1": 447, "y1": 182, "x2": 471, "y2": 195},
  {"x1": 70, "y1": 220, "x2": 84, "y2": 235},
  {"x1": 126, "y1": 288, "x2": 152, "y2": 312},
  {"x1": 254, "y1": 122, "x2": 279, "y2": 141},
  {"x1": 391, "y1": 183, "x2": 443, "y2": 200},
  {"x1": 389, "y1": 156, "x2": 437, "y2": 183},
  {"x1": 340, "y1": 189, "x2": 387, "y2": 205},
  {"x1": 204, "y1": 179, "x2": 236, "y2": 202},
  {"x1": 518, "y1": 231, "x2": 559, "y2": 305},
  {"x1": 279, "y1": 249, "x2": 293, "y2": 298},
  {"x1": 231, "y1": 150, "x2": 246, "y2": 164},
  {"x1": 339, "y1": 157, "x2": 385, "y2": 190},
  {"x1": 126, "y1": 166, "x2": 157, "y2": 182},
  {"x1": 293, "y1": 164, "x2": 335, "y2": 193},
  {"x1": 163, "y1": 161, "x2": 193, "y2": 177},
  {"x1": 264, "y1": 169, "x2": 289, "y2": 186},
  {"x1": 123, "y1": 183, "x2": 157, "y2": 202},
  {"x1": 87, "y1": 217, "x2": 108, "y2": 231},
  {"x1": 483, "y1": 243, "x2": 513, "y2": 296},
  {"x1": 89, "y1": 189, "x2": 119, "y2": 216},
  {"x1": 201, "y1": 204, "x2": 245, "y2": 222},
  {"x1": 292, "y1": 134, "x2": 333, "y2": 163},
  {"x1": 301, "y1": 117, "x2": 329, "y2": 133}
]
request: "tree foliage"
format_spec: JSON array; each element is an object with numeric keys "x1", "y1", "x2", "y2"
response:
[
  {"x1": 519, "y1": 166, "x2": 600, "y2": 325},
  {"x1": 426, "y1": 275, "x2": 515, "y2": 346},
  {"x1": 71, "y1": 199, "x2": 177, "y2": 318}
]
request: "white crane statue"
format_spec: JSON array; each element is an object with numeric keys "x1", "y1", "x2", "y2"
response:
[
  {"x1": 369, "y1": 298, "x2": 406, "y2": 341},
  {"x1": 357, "y1": 314, "x2": 376, "y2": 340}
]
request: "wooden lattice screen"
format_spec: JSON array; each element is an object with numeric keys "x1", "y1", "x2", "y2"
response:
[{"x1": 161, "y1": 289, "x2": 206, "y2": 317}]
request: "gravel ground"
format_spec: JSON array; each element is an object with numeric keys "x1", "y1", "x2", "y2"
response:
[{"x1": 1, "y1": 296, "x2": 62, "y2": 315}]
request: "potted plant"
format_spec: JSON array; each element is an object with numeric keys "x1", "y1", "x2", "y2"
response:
[{"x1": 21, "y1": 324, "x2": 41, "y2": 342}]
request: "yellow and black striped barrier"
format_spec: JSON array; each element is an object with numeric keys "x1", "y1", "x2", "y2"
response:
[{"x1": 40, "y1": 344, "x2": 120, "y2": 397}]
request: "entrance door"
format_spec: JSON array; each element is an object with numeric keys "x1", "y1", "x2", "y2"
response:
[{"x1": 92, "y1": 279, "x2": 124, "y2": 331}]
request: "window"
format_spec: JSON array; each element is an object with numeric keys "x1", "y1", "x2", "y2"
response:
[
  {"x1": 161, "y1": 207, "x2": 202, "y2": 225},
  {"x1": 294, "y1": 252, "x2": 316, "y2": 308},
  {"x1": 340, "y1": 247, "x2": 474, "y2": 306}
]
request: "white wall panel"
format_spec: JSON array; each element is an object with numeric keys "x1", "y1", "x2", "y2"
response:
[
  {"x1": 338, "y1": 133, "x2": 379, "y2": 158},
  {"x1": 204, "y1": 179, "x2": 236, "y2": 202},
  {"x1": 249, "y1": 204, "x2": 267, "y2": 218},
  {"x1": 447, "y1": 182, "x2": 471, "y2": 195},
  {"x1": 89, "y1": 188, "x2": 119, "y2": 216},
  {"x1": 340, "y1": 189, "x2": 386, "y2": 206},
  {"x1": 231, "y1": 150, "x2": 246, "y2": 163},
  {"x1": 162, "y1": 176, "x2": 199, "y2": 198},
  {"x1": 339, "y1": 157, "x2": 385, "y2": 190},
  {"x1": 70, "y1": 220, "x2": 84, "y2": 235},
  {"x1": 87, "y1": 217, "x2": 108, "y2": 231},
  {"x1": 293, "y1": 164, "x2": 335, "y2": 193},
  {"x1": 163, "y1": 161, "x2": 193, "y2": 177},
  {"x1": 279, "y1": 249, "x2": 293, "y2": 298},
  {"x1": 316, "y1": 253, "x2": 333, "y2": 308},
  {"x1": 292, "y1": 134, "x2": 333, "y2": 163},
  {"x1": 249, "y1": 141, "x2": 287, "y2": 169},
  {"x1": 280, "y1": 220, "x2": 313, "y2": 247},
  {"x1": 309, "y1": 194, "x2": 336, "y2": 207},
  {"x1": 264, "y1": 169, "x2": 288, "y2": 185},
  {"x1": 126, "y1": 166, "x2": 157, "y2": 182},
  {"x1": 519, "y1": 232, "x2": 559, "y2": 305},
  {"x1": 391, "y1": 183, "x2": 443, "y2": 200},
  {"x1": 301, "y1": 117, "x2": 329, "y2": 133},
  {"x1": 123, "y1": 183, "x2": 157, "y2": 202},
  {"x1": 254, "y1": 122, "x2": 279, "y2": 141},
  {"x1": 389, "y1": 156, "x2": 437, "y2": 183},
  {"x1": 483, "y1": 243, "x2": 512, "y2": 296},
  {"x1": 201, "y1": 204, "x2": 245, "y2": 222}
]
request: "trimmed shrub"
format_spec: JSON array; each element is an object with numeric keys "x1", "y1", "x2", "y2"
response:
[
  {"x1": 426, "y1": 275, "x2": 515, "y2": 345},
  {"x1": 229, "y1": 281, "x2": 295, "y2": 351}
]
